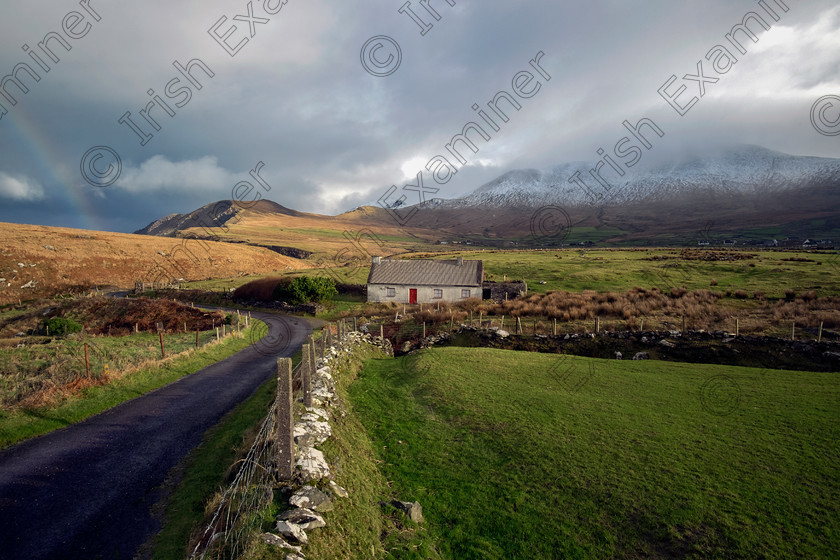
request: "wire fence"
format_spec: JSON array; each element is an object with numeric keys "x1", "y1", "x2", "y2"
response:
[{"x1": 189, "y1": 360, "x2": 303, "y2": 560}]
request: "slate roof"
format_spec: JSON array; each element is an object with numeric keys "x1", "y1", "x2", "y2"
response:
[{"x1": 367, "y1": 259, "x2": 483, "y2": 287}]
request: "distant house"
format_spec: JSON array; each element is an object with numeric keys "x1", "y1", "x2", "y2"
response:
[{"x1": 366, "y1": 257, "x2": 483, "y2": 303}]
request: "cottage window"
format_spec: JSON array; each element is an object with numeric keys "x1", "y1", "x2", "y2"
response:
[
  {"x1": 433, "y1": 289, "x2": 443, "y2": 299},
  {"x1": 386, "y1": 287, "x2": 396, "y2": 297},
  {"x1": 461, "y1": 289, "x2": 470, "y2": 298}
]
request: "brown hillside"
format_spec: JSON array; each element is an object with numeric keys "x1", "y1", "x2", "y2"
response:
[{"x1": 0, "y1": 222, "x2": 306, "y2": 305}]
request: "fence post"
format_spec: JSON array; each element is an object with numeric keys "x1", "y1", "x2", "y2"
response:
[
  {"x1": 159, "y1": 332, "x2": 166, "y2": 358},
  {"x1": 309, "y1": 335, "x2": 318, "y2": 372},
  {"x1": 321, "y1": 329, "x2": 327, "y2": 360},
  {"x1": 195, "y1": 329, "x2": 199, "y2": 349},
  {"x1": 818, "y1": 321, "x2": 824, "y2": 343},
  {"x1": 302, "y1": 344, "x2": 312, "y2": 408},
  {"x1": 277, "y1": 358, "x2": 294, "y2": 480},
  {"x1": 735, "y1": 318, "x2": 739, "y2": 337},
  {"x1": 791, "y1": 322, "x2": 795, "y2": 341},
  {"x1": 380, "y1": 323, "x2": 384, "y2": 340},
  {"x1": 353, "y1": 317, "x2": 357, "y2": 332},
  {"x1": 501, "y1": 316, "x2": 505, "y2": 330},
  {"x1": 422, "y1": 321, "x2": 426, "y2": 338},
  {"x1": 84, "y1": 343, "x2": 91, "y2": 378},
  {"x1": 326, "y1": 323, "x2": 332, "y2": 348},
  {"x1": 596, "y1": 316, "x2": 600, "y2": 334},
  {"x1": 216, "y1": 327, "x2": 220, "y2": 341},
  {"x1": 553, "y1": 318, "x2": 557, "y2": 336}
]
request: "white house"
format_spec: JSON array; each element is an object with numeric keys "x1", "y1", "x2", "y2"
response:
[{"x1": 366, "y1": 256, "x2": 483, "y2": 304}]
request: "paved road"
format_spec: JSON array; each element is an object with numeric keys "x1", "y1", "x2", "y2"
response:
[{"x1": 0, "y1": 311, "x2": 311, "y2": 560}]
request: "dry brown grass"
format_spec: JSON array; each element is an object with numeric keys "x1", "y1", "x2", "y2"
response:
[{"x1": 0, "y1": 222, "x2": 307, "y2": 305}]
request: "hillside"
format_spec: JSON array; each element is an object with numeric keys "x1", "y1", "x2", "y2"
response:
[
  {"x1": 133, "y1": 199, "x2": 442, "y2": 261},
  {"x1": 0, "y1": 222, "x2": 306, "y2": 305}
]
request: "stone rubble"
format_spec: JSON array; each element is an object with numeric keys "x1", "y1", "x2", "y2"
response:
[{"x1": 262, "y1": 328, "x2": 395, "y2": 553}]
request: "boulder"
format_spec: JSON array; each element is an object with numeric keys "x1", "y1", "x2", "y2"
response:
[
  {"x1": 278, "y1": 507, "x2": 326, "y2": 530},
  {"x1": 658, "y1": 339, "x2": 675, "y2": 348},
  {"x1": 495, "y1": 329, "x2": 510, "y2": 338},
  {"x1": 275, "y1": 521, "x2": 308, "y2": 545},
  {"x1": 295, "y1": 448, "x2": 331, "y2": 482},
  {"x1": 632, "y1": 352, "x2": 649, "y2": 360},
  {"x1": 290, "y1": 485, "x2": 334, "y2": 512},
  {"x1": 329, "y1": 480, "x2": 349, "y2": 498},
  {"x1": 258, "y1": 532, "x2": 303, "y2": 554},
  {"x1": 391, "y1": 500, "x2": 423, "y2": 523},
  {"x1": 614, "y1": 352, "x2": 623, "y2": 360}
]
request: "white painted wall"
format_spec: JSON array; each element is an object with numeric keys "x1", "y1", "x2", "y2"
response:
[{"x1": 367, "y1": 284, "x2": 479, "y2": 303}]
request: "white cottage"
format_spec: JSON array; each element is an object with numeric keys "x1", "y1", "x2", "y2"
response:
[{"x1": 366, "y1": 256, "x2": 483, "y2": 304}]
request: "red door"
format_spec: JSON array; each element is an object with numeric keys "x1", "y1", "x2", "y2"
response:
[{"x1": 409, "y1": 289, "x2": 418, "y2": 304}]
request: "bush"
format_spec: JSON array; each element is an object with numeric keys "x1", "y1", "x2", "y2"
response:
[
  {"x1": 734, "y1": 290, "x2": 748, "y2": 299},
  {"x1": 273, "y1": 276, "x2": 338, "y2": 304},
  {"x1": 42, "y1": 316, "x2": 82, "y2": 336}
]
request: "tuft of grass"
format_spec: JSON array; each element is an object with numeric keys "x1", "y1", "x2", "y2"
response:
[{"x1": 349, "y1": 347, "x2": 840, "y2": 559}]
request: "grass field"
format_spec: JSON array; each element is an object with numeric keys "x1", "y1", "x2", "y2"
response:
[
  {"x1": 349, "y1": 347, "x2": 840, "y2": 559},
  {"x1": 182, "y1": 248, "x2": 840, "y2": 301},
  {"x1": 0, "y1": 322, "x2": 262, "y2": 449}
]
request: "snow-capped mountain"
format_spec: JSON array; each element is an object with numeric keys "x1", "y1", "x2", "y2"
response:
[{"x1": 443, "y1": 145, "x2": 840, "y2": 208}]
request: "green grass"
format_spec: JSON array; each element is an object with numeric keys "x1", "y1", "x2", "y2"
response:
[
  {"x1": 349, "y1": 347, "x2": 840, "y2": 559},
  {"x1": 413, "y1": 248, "x2": 840, "y2": 297},
  {"x1": 0, "y1": 322, "x2": 263, "y2": 448},
  {"x1": 245, "y1": 342, "x2": 440, "y2": 560}
]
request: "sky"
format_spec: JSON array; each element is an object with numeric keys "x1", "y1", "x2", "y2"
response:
[{"x1": 0, "y1": 0, "x2": 838, "y2": 233}]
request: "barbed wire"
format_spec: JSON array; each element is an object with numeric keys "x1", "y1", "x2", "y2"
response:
[{"x1": 189, "y1": 361, "x2": 303, "y2": 560}]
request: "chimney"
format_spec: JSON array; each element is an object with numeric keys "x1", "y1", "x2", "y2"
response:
[
  {"x1": 372, "y1": 256, "x2": 381, "y2": 264},
  {"x1": 456, "y1": 257, "x2": 463, "y2": 266}
]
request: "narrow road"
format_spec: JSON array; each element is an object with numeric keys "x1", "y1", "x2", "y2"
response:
[{"x1": 0, "y1": 311, "x2": 311, "y2": 560}]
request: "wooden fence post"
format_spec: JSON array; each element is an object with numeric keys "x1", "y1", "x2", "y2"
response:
[
  {"x1": 735, "y1": 318, "x2": 739, "y2": 337},
  {"x1": 84, "y1": 343, "x2": 91, "y2": 379},
  {"x1": 321, "y1": 329, "x2": 327, "y2": 360},
  {"x1": 216, "y1": 327, "x2": 220, "y2": 341},
  {"x1": 596, "y1": 316, "x2": 600, "y2": 334},
  {"x1": 309, "y1": 335, "x2": 318, "y2": 372},
  {"x1": 159, "y1": 332, "x2": 166, "y2": 358},
  {"x1": 791, "y1": 322, "x2": 795, "y2": 341},
  {"x1": 553, "y1": 318, "x2": 557, "y2": 336},
  {"x1": 195, "y1": 329, "x2": 199, "y2": 349},
  {"x1": 302, "y1": 344, "x2": 312, "y2": 408},
  {"x1": 380, "y1": 324, "x2": 384, "y2": 340},
  {"x1": 422, "y1": 321, "x2": 426, "y2": 338},
  {"x1": 276, "y1": 358, "x2": 294, "y2": 480},
  {"x1": 818, "y1": 321, "x2": 824, "y2": 343}
]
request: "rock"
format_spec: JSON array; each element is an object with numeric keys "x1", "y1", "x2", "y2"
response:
[
  {"x1": 290, "y1": 485, "x2": 334, "y2": 512},
  {"x1": 258, "y1": 532, "x2": 303, "y2": 553},
  {"x1": 564, "y1": 334, "x2": 570, "y2": 340},
  {"x1": 495, "y1": 329, "x2": 510, "y2": 338},
  {"x1": 275, "y1": 521, "x2": 308, "y2": 545},
  {"x1": 614, "y1": 352, "x2": 623, "y2": 360},
  {"x1": 658, "y1": 339, "x2": 675, "y2": 348},
  {"x1": 43, "y1": 245, "x2": 55, "y2": 251},
  {"x1": 20, "y1": 280, "x2": 36, "y2": 289},
  {"x1": 632, "y1": 352, "x2": 649, "y2": 360},
  {"x1": 823, "y1": 351, "x2": 840, "y2": 359},
  {"x1": 294, "y1": 420, "x2": 331, "y2": 445},
  {"x1": 295, "y1": 448, "x2": 331, "y2": 481},
  {"x1": 278, "y1": 508, "x2": 326, "y2": 530},
  {"x1": 17, "y1": 263, "x2": 24, "y2": 268},
  {"x1": 329, "y1": 480, "x2": 349, "y2": 498},
  {"x1": 640, "y1": 336, "x2": 649, "y2": 343},
  {"x1": 305, "y1": 407, "x2": 330, "y2": 420},
  {"x1": 391, "y1": 500, "x2": 423, "y2": 523}
]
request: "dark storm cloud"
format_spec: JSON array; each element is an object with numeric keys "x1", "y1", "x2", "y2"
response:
[{"x1": 0, "y1": 0, "x2": 838, "y2": 231}]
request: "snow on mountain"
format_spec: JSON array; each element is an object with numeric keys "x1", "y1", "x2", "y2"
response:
[{"x1": 442, "y1": 145, "x2": 840, "y2": 208}]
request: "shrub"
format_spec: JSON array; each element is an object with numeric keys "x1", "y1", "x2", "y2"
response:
[
  {"x1": 42, "y1": 316, "x2": 82, "y2": 336},
  {"x1": 801, "y1": 290, "x2": 818, "y2": 302},
  {"x1": 785, "y1": 289, "x2": 796, "y2": 301},
  {"x1": 710, "y1": 279, "x2": 718, "y2": 286},
  {"x1": 734, "y1": 290, "x2": 748, "y2": 299},
  {"x1": 273, "y1": 276, "x2": 338, "y2": 304},
  {"x1": 753, "y1": 290, "x2": 766, "y2": 300}
]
